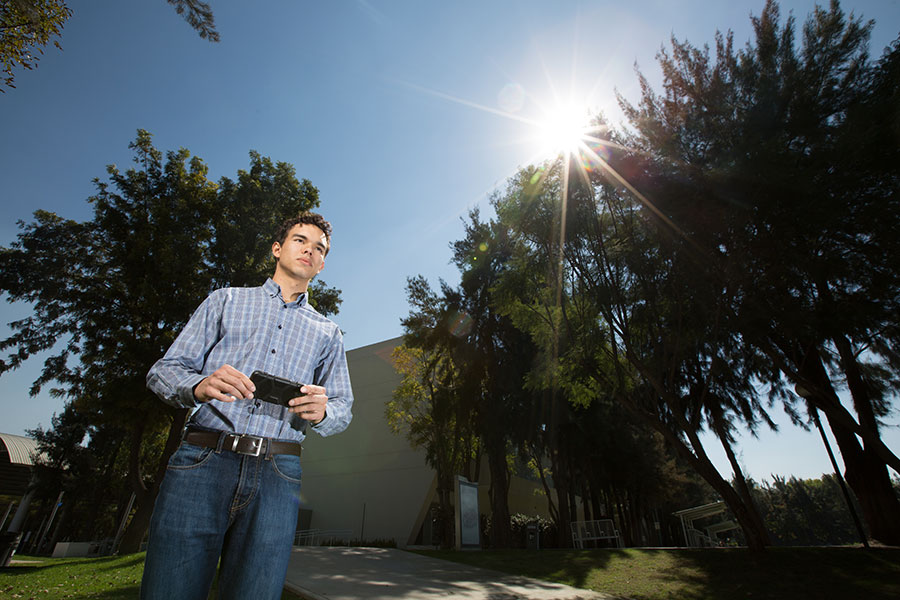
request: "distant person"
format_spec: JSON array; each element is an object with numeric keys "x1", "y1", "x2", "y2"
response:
[{"x1": 141, "y1": 212, "x2": 353, "y2": 600}]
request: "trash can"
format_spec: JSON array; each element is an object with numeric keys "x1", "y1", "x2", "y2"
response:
[
  {"x1": 1, "y1": 531, "x2": 23, "y2": 567},
  {"x1": 526, "y1": 522, "x2": 540, "y2": 550}
]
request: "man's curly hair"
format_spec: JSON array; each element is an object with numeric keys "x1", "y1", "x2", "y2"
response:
[{"x1": 274, "y1": 212, "x2": 332, "y2": 255}]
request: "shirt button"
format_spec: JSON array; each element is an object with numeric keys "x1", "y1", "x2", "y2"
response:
[
  {"x1": 271, "y1": 349, "x2": 276, "y2": 354},
  {"x1": 278, "y1": 325, "x2": 283, "y2": 329}
]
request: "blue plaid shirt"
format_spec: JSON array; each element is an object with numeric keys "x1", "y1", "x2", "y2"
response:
[{"x1": 147, "y1": 278, "x2": 353, "y2": 442}]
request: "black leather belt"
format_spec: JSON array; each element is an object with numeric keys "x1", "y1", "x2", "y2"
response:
[{"x1": 183, "y1": 428, "x2": 301, "y2": 458}]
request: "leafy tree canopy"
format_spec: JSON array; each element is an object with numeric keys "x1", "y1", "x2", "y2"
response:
[
  {"x1": 0, "y1": 0, "x2": 71, "y2": 90},
  {"x1": 0, "y1": 0, "x2": 218, "y2": 92}
]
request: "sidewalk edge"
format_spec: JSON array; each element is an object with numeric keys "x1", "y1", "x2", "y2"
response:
[{"x1": 284, "y1": 580, "x2": 330, "y2": 600}]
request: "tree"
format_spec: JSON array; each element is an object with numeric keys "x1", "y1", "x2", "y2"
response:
[
  {"x1": 26, "y1": 405, "x2": 131, "y2": 550},
  {"x1": 0, "y1": 0, "x2": 217, "y2": 92},
  {"x1": 489, "y1": 158, "x2": 773, "y2": 550},
  {"x1": 0, "y1": 0, "x2": 71, "y2": 90},
  {"x1": 388, "y1": 276, "x2": 478, "y2": 548},
  {"x1": 447, "y1": 209, "x2": 541, "y2": 548},
  {"x1": 0, "y1": 129, "x2": 339, "y2": 552},
  {"x1": 750, "y1": 474, "x2": 887, "y2": 545},
  {"x1": 617, "y1": 0, "x2": 900, "y2": 544}
]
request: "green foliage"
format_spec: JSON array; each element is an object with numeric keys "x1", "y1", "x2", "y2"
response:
[
  {"x1": 487, "y1": 153, "x2": 733, "y2": 546},
  {"x1": 387, "y1": 342, "x2": 473, "y2": 472},
  {"x1": 616, "y1": 0, "x2": 900, "y2": 543},
  {"x1": 483, "y1": 513, "x2": 558, "y2": 549},
  {"x1": 0, "y1": 0, "x2": 71, "y2": 91},
  {"x1": 0, "y1": 0, "x2": 218, "y2": 92},
  {"x1": 166, "y1": 0, "x2": 218, "y2": 42},
  {"x1": 751, "y1": 474, "x2": 871, "y2": 546},
  {"x1": 388, "y1": 278, "x2": 480, "y2": 548}
]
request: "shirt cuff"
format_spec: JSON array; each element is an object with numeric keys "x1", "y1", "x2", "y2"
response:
[
  {"x1": 179, "y1": 374, "x2": 207, "y2": 408},
  {"x1": 311, "y1": 411, "x2": 328, "y2": 429}
]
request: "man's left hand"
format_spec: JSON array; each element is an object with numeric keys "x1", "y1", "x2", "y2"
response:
[{"x1": 289, "y1": 384, "x2": 327, "y2": 425}]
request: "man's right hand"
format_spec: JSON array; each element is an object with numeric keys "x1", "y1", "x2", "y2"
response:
[{"x1": 193, "y1": 364, "x2": 255, "y2": 403}]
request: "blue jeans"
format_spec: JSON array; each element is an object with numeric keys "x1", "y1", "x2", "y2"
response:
[{"x1": 140, "y1": 436, "x2": 302, "y2": 600}]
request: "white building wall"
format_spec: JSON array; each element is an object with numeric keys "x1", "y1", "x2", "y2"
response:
[{"x1": 299, "y1": 338, "x2": 434, "y2": 546}]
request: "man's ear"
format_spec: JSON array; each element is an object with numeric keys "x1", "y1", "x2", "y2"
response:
[
  {"x1": 272, "y1": 241, "x2": 282, "y2": 260},
  {"x1": 317, "y1": 258, "x2": 325, "y2": 274}
]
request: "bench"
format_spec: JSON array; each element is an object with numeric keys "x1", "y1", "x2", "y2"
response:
[{"x1": 570, "y1": 519, "x2": 622, "y2": 549}]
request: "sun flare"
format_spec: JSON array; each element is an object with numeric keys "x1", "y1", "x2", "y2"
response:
[{"x1": 534, "y1": 102, "x2": 595, "y2": 159}]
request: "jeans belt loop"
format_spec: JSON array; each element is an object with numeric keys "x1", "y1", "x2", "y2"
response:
[{"x1": 214, "y1": 430, "x2": 227, "y2": 453}]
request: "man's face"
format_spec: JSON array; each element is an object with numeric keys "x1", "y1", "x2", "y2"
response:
[{"x1": 272, "y1": 223, "x2": 328, "y2": 282}]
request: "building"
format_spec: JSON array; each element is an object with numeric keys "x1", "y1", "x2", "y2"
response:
[
  {"x1": 1, "y1": 432, "x2": 44, "y2": 564},
  {"x1": 299, "y1": 337, "x2": 557, "y2": 547},
  {"x1": 1, "y1": 432, "x2": 42, "y2": 531}
]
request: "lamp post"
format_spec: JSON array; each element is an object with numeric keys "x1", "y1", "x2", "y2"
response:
[{"x1": 794, "y1": 385, "x2": 869, "y2": 548}]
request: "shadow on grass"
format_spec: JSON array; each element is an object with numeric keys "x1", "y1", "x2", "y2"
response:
[
  {"x1": 421, "y1": 547, "x2": 618, "y2": 591},
  {"x1": 420, "y1": 546, "x2": 900, "y2": 600},
  {"x1": 634, "y1": 547, "x2": 900, "y2": 600}
]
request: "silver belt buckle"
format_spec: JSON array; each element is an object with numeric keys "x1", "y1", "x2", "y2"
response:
[{"x1": 232, "y1": 434, "x2": 264, "y2": 456}]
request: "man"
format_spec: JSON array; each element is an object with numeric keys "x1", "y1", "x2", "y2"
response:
[{"x1": 141, "y1": 212, "x2": 353, "y2": 600}]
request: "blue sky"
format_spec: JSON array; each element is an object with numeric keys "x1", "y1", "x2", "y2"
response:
[{"x1": 1, "y1": 0, "x2": 898, "y2": 483}]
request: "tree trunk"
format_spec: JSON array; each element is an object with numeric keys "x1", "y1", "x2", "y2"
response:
[
  {"x1": 613, "y1": 489, "x2": 628, "y2": 546},
  {"x1": 799, "y1": 345, "x2": 900, "y2": 545},
  {"x1": 485, "y1": 435, "x2": 512, "y2": 548},
  {"x1": 832, "y1": 335, "x2": 880, "y2": 435},
  {"x1": 712, "y1": 411, "x2": 771, "y2": 545},
  {"x1": 771, "y1": 336, "x2": 900, "y2": 472},
  {"x1": 437, "y1": 477, "x2": 455, "y2": 550},
  {"x1": 530, "y1": 443, "x2": 558, "y2": 525},
  {"x1": 820, "y1": 407, "x2": 900, "y2": 545},
  {"x1": 835, "y1": 426, "x2": 900, "y2": 545},
  {"x1": 47, "y1": 502, "x2": 70, "y2": 552},
  {"x1": 582, "y1": 480, "x2": 593, "y2": 522},
  {"x1": 551, "y1": 445, "x2": 573, "y2": 547},
  {"x1": 649, "y1": 409, "x2": 771, "y2": 552},
  {"x1": 118, "y1": 408, "x2": 188, "y2": 554}
]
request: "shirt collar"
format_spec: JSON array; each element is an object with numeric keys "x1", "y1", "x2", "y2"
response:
[{"x1": 264, "y1": 278, "x2": 307, "y2": 307}]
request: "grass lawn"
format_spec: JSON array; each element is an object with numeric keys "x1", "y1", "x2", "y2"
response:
[
  {"x1": 3, "y1": 546, "x2": 899, "y2": 599},
  {"x1": 416, "y1": 546, "x2": 900, "y2": 600},
  {"x1": 0, "y1": 553, "x2": 305, "y2": 599}
]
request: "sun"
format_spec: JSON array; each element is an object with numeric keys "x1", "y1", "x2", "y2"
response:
[{"x1": 534, "y1": 102, "x2": 595, "y2": 159}]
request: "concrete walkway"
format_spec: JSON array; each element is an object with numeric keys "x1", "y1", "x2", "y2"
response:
[{"x1": 283, "y1": 547, "x2": 614, "y2": 600}]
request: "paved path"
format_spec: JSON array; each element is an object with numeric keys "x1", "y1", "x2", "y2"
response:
[{"x1": 283, "y1": 547, "x2": 614, "y2": 600}]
